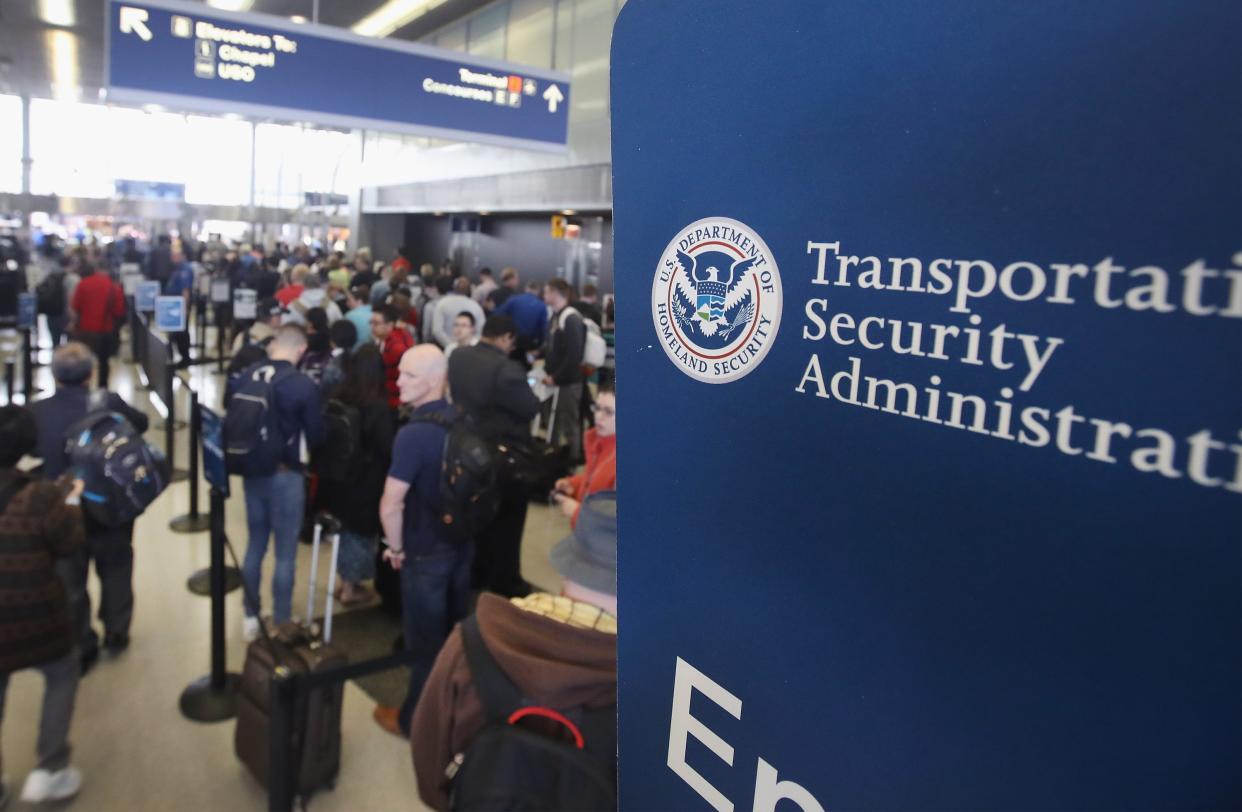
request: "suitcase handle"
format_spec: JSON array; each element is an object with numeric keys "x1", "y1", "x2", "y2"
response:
[{"x1": 305, "y1": 512, "x2": 343, "y2": 644}]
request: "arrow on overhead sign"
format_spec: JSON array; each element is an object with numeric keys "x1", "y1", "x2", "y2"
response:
[
  {"x1": 542, "y1": 84, "x2": 564, "y2": 113},
  {"x1": 120, "y1": 7, "x2": 153, "y2": 42}
]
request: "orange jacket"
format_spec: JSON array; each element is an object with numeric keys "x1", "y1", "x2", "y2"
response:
[{"x1": 567, "y1": 428, "x2": 616, "y2": 525}]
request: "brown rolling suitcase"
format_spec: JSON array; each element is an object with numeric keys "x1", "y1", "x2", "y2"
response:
[{"x1": 235, "y1": 514, "x2": 347, "y2": 797}]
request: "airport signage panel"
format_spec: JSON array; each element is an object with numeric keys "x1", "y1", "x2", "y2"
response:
[
  {"x1": 16, "y1": 293, "x2": 36, "y2": 330},
  {"x1": 611, "y1": 1, "x2": 1240, "y2": 809},
  {"x1": 232, "y1": 288, "x2": 256, "y2": 320},
  {"x1": 200, "y1": 405, "x2": 228, "y2": 497},
  {"x1": 135, "y1": 280, "x2": 161, "y2": 312},
  {"x1": 155, "y1": 295, "x2": 187, "y2": 332},
  {"x1": 105, "y1": 0, "x2": 571, "y2": 151}
]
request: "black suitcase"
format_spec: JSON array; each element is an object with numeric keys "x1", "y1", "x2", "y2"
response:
[
  {"x1": 235, "y1": 514, "x2": 347, "y2": 798},
  {"x1": 523, "y1": 387, "x2": 574, "y2": 501}
]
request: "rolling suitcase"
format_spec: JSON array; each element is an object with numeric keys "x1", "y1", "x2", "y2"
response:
[
  {"x1": 235, "y1": 513, "x2": 348, "y2": 799},
  {"x1": 525, "y1": 387, "x2": 573, "y2": 502}
]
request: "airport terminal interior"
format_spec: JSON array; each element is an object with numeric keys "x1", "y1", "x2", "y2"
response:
[{"x1": 0, "y1": 0, "x2": 623, "y2": 809}]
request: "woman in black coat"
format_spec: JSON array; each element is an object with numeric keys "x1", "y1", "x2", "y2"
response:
[{"x1": 320, "y1": 344, "x2": 396, "y2": 606}]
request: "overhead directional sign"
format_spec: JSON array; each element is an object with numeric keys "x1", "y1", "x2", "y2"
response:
[{"x1": 105, "y1": 0, "x2": 571, "y2": 151}]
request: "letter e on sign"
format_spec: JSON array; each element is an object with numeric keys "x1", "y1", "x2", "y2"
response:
[{"x1": 668, "y1": 657, "x2": 743, "y2": 812}]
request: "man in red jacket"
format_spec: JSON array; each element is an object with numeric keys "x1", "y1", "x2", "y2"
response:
[
  {"x1": 370, "y1": 304, "x2": 415, "y2": 408},
  {"x1": 69, "y1": 264, "x2": 125, "y2": 388}
]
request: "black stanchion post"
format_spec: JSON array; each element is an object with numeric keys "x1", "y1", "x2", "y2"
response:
[
  {"x1": 170, "y1": 387, "x2": 210, "y2": 533},
  {"x1": 166, "y1": 369, "x2": 188, "y2": 482},
  {"x1": 20, "y1": 328, "x2": 33, "y2": 403},
  {"x1": 215, "y1": 306, "x2": 226, "y2": 376},
  {"x1": 4, "y1": 359, "x2": 14, "y2": 405},
  {"x1": 179, "y1": 488, "x2": 241, "y2": 722},
  {"x1": 268, "y1": 669, "x2": 297, "y2": 812}
]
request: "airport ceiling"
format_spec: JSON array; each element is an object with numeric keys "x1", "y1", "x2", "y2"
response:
[{"x1": 0, "y1": 0, "x2": 493, "y2": 103}]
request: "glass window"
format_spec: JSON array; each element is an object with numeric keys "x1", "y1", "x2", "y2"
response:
[
  {"x1": 507, "y1": 0, "x2": 553, "y2": 68},
  {"x1": 254, "y1": 123, "x2": 304, "y2": 208},
  {"x1": 0, "y1": 96, "x2": 21, "y2": 193},
  {"x1": 182, "y1": 116, "x2": 252, "y2": 205},
  {"x1": 29, "y1": 99, "x2": 112, "y2": 197},
  {"x1": 467, "y1": 2, "x2": 508, "y2": 60},
  {"x1": 255, "y1": 124, "x2": 359, "y2": 208}
]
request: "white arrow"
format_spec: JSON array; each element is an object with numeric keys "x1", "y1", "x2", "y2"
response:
[
  {"x1": 120, "y1": 7, "x2": 153, "y2": 42},
  {"x1": 542, "y1": 84, "x2": 564, "y2": 113}
]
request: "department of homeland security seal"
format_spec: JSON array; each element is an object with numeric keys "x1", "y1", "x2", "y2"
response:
[{"x1": 651, "y1": 217, "x2": 782, "y2": 384}]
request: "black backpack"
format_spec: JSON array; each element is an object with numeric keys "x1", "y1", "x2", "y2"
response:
[
  {"x1": 450, "y1": 614, "x2": 617, "y2": 811},
  {"x1": 224, "y1": 363, "x2": 295, "y2": 476},
  {"x1": 36, "y1": 272, "x2": 64, "y2": 316},
  {"x1": 409, "y1": 412, "x2": 501, "y2": 544},
  {"x1": 313, "y1": 398, "x2": 363, "y2": 483},
  {"x1": 64, "y1": 403, "x2": 170, "y2": 526}
]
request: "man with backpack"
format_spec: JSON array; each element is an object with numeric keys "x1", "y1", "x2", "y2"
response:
[
  {"x1": 31, "y1": 343, "x2": 150, "y2": 674},
  {"x1": 0, "y1": 405, "x2": 88, "y2": 805},
  {"x1": 410, "y1": 492, "x2": 618, "y2": 811},
  {"x1": 448, "y1": 315, "x2": 541, "y2": 597},
  {"x1": 225, "y1": 325, "x2": 325, "y2": 640},
  {"x1": 373, "y1": 345, "x2": 469, "y2": 738},
  {"x1": 542, "y1": 278, "x2": 588, "y2": 462}
]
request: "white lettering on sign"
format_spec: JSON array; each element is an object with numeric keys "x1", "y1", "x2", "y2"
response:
[
  {"x1": 422, "y1": 77, "x2": 494, "y2": 102},
  {"x1": 195, "y1": 21, "x2": 272, "y2": 50},
  {"x1": 458, "y1": 67, "x2": 509, "y2": 89},
  {"x1": 795, "y1": 242, "x2": 1242, "y2": 494},
  {"x1": 668, "y1": 657, "x2": 825, "y2": 812},
  {"x1": 218, "y1": 44, "x2": 275, "y2": 67}
]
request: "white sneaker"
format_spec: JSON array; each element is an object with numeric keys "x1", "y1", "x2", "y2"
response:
[
  {"x1": 242, "y1": 615, "x2": 260, "y2": 642},
  {"x1": 20, "y1": 766, "x2": 82, "y2": 803}
]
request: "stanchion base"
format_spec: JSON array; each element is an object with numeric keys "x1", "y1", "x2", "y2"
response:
[
  {"x1": 187, "y1": 566, "x2": 242, "y2": 596},
  {"x1": 170, "y1": 513, "x2": 212, "y2": 533},
  {"x1": 156, "y1": 419, "x2": 188, "y2": 431},
  {"x1": 179, "y1": 674, "x2": 241, "y2": 723},
  {"x1": 171, "y1": 468, "x2": 190, "y2": 483}
]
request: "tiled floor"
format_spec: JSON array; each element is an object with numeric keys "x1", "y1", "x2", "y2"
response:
[{"x1": 0, "y1": 342, "x2": 572, "y2": 811}]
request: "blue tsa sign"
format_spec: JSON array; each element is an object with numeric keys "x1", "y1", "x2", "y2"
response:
[
  {"x1": 16, "y1": 293, "x2": 36, "y2": 330},
  {"x1": 613, "y1": 1, "x2": 1240, "y2": 810},
  {"x1": 155, "y1": 296, "x2": 187, "y2": 332},
  {"x1": 106, "y1": 0, "x2": 570, "y2": 151},
  {"x1": 135, "y1": 280, "x2": 160, "y2": 312}
]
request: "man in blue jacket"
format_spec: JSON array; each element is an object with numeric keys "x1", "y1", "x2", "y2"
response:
[
  {"x1": 494, "y1": 270, "x2": 548, "y2": 367},
  {"x1": 31, "y1": 343, "x2": 149, "y2": 673},
  {"x1": 231, "y1": 325, "x2": 325, "y2": 640}
]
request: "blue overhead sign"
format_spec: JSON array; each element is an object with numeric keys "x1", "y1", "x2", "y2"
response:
[
  {"x1": 613, "y1": 0, "x2": 1240, "y2": 810},
  {"x1": 105, "y1": 0, "x2": 571, "y2": 151}
]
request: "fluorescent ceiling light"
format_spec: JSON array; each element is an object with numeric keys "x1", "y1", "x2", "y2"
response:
[
  {"x1": 45, "y1": 30, "x2": 80, "y2": 101},
  {"x1": 352, "y1": 0, "x2": 447, "y2": 37},
  {"x1": 561, "y1": 209, "x2": 576, "y2": 215},
  {"x1": 39, "y1": 0, "x2": 75, "y2": 27},
  {"x1": 206, "y1": 0, "x2": 255, "y2": 11},
  {"x1": 290, "y1": 15, "x2": 307, "y2": 23}
]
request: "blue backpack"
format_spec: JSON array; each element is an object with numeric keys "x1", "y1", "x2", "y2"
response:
[{"x1": 224, "y1": 363, "x2": 295, "y2": 476}]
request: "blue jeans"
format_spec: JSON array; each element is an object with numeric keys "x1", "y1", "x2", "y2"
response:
[
  {"x1": 397, "y1": 542, "x2": 474, "y2": 733},
  {"x1": 242, "y1": 469, "x2": 305, "y2": 622}
]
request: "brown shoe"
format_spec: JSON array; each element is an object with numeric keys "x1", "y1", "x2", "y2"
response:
[{"x1": 373, "y1": 705, "x2": 403, "y2": 738}]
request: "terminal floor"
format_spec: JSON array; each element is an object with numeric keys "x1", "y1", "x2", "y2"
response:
[{"x1": 1, "y1": 350, "x2": 569, "y2": 811}]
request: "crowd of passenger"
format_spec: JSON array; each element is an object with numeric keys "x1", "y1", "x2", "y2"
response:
[{"x1": 0, "y1": 234, "x2": 619, "y2": 808}]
